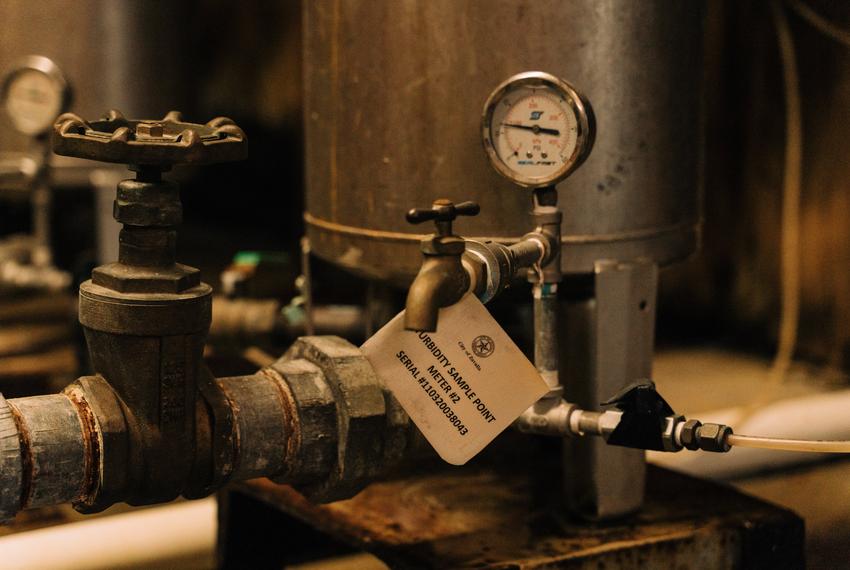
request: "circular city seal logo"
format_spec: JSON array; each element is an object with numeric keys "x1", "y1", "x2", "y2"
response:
[{"x1": 472, "y1": 335, "x2": 495, "y2": 358}]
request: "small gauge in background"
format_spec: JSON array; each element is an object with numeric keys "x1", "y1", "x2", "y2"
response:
[
  {"x1": 481, "y1": 71, "x2": 595, "y2": 189},
  {"x1": 1, "y1": 56, "x2": 71, "y2": 138}
]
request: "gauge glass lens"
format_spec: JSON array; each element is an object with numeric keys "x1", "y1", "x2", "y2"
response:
[
  {"x1": 482, "y1": 72, "x2": 593, "y2": 188},
  {"x1": 490, "y1": 85, "x2": 578, "y2": 184},
  {"x1": 4, "y1": 69, "x2": 64, "y2": 136}
]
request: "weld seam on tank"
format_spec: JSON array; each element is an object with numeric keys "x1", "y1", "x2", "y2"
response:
[{"x1": 304, "y1": 213, "x2": 696, "y2": 246}]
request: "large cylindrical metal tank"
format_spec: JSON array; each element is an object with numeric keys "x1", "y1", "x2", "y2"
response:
[{"x1": 303, "y1": 0, "x2": 703, "y2": 283}]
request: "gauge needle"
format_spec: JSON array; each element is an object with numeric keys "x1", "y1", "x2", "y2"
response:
[{"x1": 502, "y1": 122, "x2": 560, "y2": 136}]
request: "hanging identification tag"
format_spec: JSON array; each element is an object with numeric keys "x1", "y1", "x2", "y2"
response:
[{"x1": 362, "y1": 293, "x2": 549, "y2": 465}]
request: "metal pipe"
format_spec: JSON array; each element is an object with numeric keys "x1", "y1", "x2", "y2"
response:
[
  {"x1": 572, "y1": 410, "x2": 623, "y2": 438},
  {"x1": 29, "y1": 147, "x2": 52, "y2": 267},
  {"x1": 210, "y1": 297, "x2": 366, "y2": 339},
  {"x1": 515, "y1": 398, "x2": 575, "y2": 437},
  {"x1": 507, "y1": 238, "x2": 545, "y2": 276},
  {"x1": 300, "y1": 237, "x2": 315, "y2": 336},
  {"x1": 0, "y1": 331, "x2": 411, "y2": 521},
  {"x1": 0, "y1": 393, "x2": 95, "y2": 522},
  {"x1": 531, "y1": 187, "x2": 563, "y2": 396},
  {"x1": 0, "y1": 154, "x2": 37, "y2": 187},
  {"x1": 533, "y1": 283, "x2": 561, "y2": 395},
  {"x1": 216, "y1": 373, "x2": 297, "y2": 482}
]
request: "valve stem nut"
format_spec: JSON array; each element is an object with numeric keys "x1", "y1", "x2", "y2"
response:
[
  {"x1": 680, "y1": 419, "x2": 702, "y2": 451},
  {"x1": 136, "y1": 122, "x2": 165, "y2": 138},
  {"x1": 696, "y1": 422, "x2": 732, "y2": 453}
]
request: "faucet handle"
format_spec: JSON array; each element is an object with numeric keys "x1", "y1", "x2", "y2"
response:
[{"x1": 406, "y1": 199, "x2": 480, "y2": 236}]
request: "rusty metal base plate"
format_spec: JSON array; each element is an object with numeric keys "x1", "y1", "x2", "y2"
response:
[{"x1": 219, "y1": 436, "x2": 803, "y2": 569}]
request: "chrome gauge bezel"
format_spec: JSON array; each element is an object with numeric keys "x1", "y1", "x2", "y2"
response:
[
  {"x1": 1, "y1": 55, "x2": 71, "y2": 137},
  {"x1": 481, "y1": 71, "x2": 595, "y2": 188}
]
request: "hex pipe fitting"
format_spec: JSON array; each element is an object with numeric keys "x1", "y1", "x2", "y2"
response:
[{"x1": 279, "y1": 336, "x2": 411, "y2": 501}]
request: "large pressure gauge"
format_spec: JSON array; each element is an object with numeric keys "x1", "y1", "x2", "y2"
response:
[
  {"x1": 1, "y1": 56, "x2": 70, "y2": 137},
  {"x1": 481, "y1": 71, "x2": 594, "y2": 188}
]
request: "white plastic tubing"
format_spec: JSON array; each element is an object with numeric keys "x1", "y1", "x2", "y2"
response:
[
  {"x1": 649, "y1": 389, "x2": 850, "y2": 479},
  {"x1": 0, "y1": 498, "x2": 216, "y2": 569}
]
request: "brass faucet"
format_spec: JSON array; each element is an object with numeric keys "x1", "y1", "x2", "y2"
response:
[{"x1": 404, "y1": 199, "x2": 479, "y2": 331}]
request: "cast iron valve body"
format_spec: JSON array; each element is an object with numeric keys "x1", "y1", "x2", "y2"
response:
[{"x1": 52, "y1": 111, "x2": 246, "y2": 509}]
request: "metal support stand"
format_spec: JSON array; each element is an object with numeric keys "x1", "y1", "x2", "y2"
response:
[{"x1": 562, "y1": 260, "x2": 658, "y2": 519}]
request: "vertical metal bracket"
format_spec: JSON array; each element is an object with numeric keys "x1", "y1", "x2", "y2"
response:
[{"x1": 563, "y1": 260, "x2": 658, "y2": 520}]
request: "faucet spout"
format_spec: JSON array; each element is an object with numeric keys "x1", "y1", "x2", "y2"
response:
[
  {"x1": 405, "y1": 253, "x2": 470, "y2": 332},
  {"x1": 403, "y1": 198, "x2": 479, "y2": 332}
]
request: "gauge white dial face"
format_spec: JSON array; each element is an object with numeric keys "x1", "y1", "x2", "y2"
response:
[
  {"x1": 3, "y1": 69, "x2": 65, "y2": 136},
  {"x1": 482, "y1": 73, "x2": 593, "y2": 188},
  {"x1": 491, "y1": 86, "x2": 578, "y2": 182}
]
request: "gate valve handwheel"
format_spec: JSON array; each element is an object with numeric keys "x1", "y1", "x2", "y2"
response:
[
  {"x1": 52, "y1": 110, "x2": 247, "y2": 166},
  {"x1": 50, "y1": 110, "x2": 247, "y2": 294}
]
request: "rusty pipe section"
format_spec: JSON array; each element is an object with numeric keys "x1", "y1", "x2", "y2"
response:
[
  {"x1": 214, "y1": 337, "x2": 409, "y2": 500},
  {"x1": 0, "y1": 393, "x2": 95, "y2": 523},
  {"x1": 215, "y1": 371, "x2": 300, "y2": 482},
  {"x1": 0, "y1": 336, "x2": 410, "y2": 522},
  {"x1": 210, "y1": 297, "x2": 365, "y2": 338}
]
